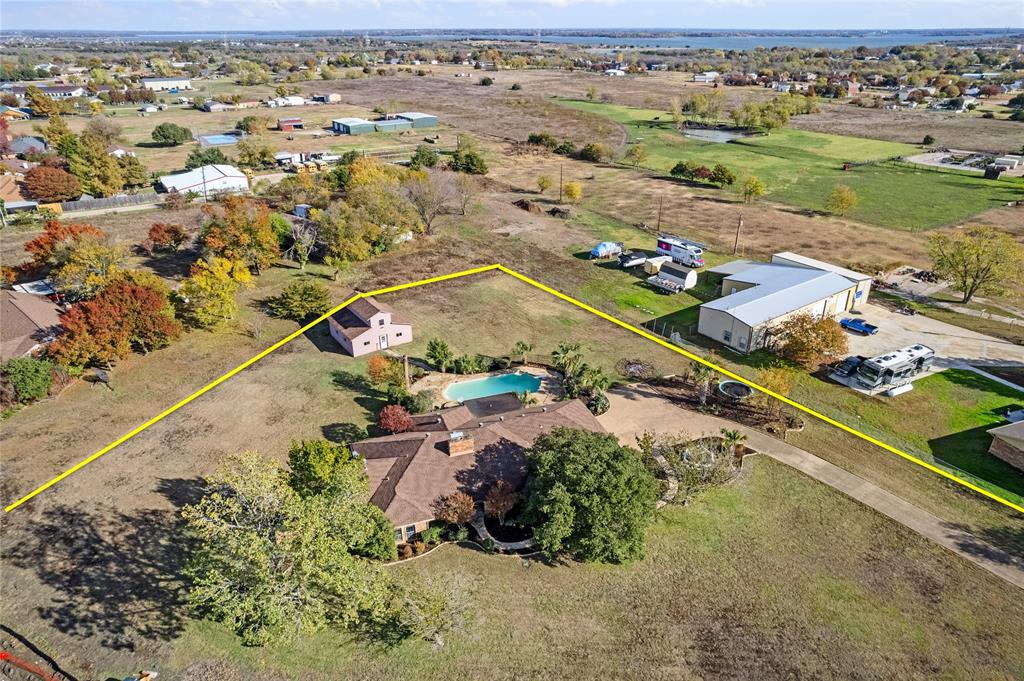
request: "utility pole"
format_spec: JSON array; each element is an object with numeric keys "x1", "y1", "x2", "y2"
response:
[
  {"x1": 733, "y1": 214, "x2": 743, "y2": 255},
  {"x1": 558, "y1": 163, "x2": 563, "y2": 203},
  {"x1": 656, "y1": 195, "x2": 664, "y2": 231}
]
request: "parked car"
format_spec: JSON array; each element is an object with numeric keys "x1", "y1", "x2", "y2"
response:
[
  {"x1": 840, "y1": 318, "x2": 879, "y2": 335},
  {"x1": 618, "y1": 251, "x2": 647, "y2": 268},
  {"x1": 590, "y1": 241, "x2": 624, "y2": 259},
  {"x1": 832, "y1": 355, "x2": 866, "y2": 377}
]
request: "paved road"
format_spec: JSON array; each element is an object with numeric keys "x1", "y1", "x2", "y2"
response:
[{"x1": 598, "y1": 384, "x2": 1024, "y2": 590}]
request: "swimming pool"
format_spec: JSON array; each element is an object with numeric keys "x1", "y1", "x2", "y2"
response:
[{"x1": 443, "y1": 372, "x2": 542, "y2": 402}]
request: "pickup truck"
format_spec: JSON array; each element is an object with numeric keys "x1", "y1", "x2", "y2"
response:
[{"x1": 840, "y1": 318, "x2": 879, "y2": 335}]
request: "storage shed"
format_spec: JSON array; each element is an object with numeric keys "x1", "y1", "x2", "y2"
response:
[
  {"x1": 396, "y1": 111, "x2": 438, "y2": 128},
  {"x1": 277, "y1": 117, "x2": 304, "y2": 131},
  {"x1": 332, "y1": 117, "x2": 376, "y2": 135},
  {"x1": 374, "y1": 119, "x2": 412, "y2": 133}
]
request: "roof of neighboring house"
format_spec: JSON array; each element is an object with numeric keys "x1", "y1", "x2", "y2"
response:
[
  {"x1": 0, "y1": 174, "x2": 29, "y2": 203},
  {"x1": 332, "y1": 117, "x2": 375, "y2": 126},
  {"x1": 141, "y1": 77, "x2": 191, "y2": 83},
  {"x1": 0, "y1": 290, "x2": 63, "y2": 362},
  {"x1": 10, "y1": 136, "x2": 47, "y2": 154},
  {"x1": 702, "y1": 262, "x2": 855, "y2": 327},
  {"x1": 0, "y1": 158, "x2": 38, "y2": 176},
  {"x1": 352, "y1": 398, "x2": 604, "y2": 526},
  {"x1": 771, "y1": 252, "x2": 872, "y2": 283},
  {"x1": 0, "y1": 105, "x2": 30, "y2": 119},
  {"x1": 158, "y1": 164, "x2": 246, "y2": 192},
  {"x1": 988, "y1": 421, "x2": 1024, "y2": 452}
]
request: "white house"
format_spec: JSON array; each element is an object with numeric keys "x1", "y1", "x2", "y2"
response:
[
  {"x1": 157, "y1": 164, "x2": 249, "y2": 196},
  {"x1": 328, "y1": 296, "x2": 412, "y2": 357},
  {"x1": 141, "y1": 77, "x2": 192, "y2": 91},
  {"x1": 693, "y1": 71, "x2": 720, "y2": 83}
]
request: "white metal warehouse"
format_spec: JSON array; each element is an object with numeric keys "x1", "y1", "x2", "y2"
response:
[{"x1": 698, "y1": 254, "x2": 871, "y2": 353}]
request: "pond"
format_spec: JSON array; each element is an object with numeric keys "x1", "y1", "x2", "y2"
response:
[
  {"x1": 443, "y1": 371, "x2": 543, "y2": 402},
  {"x1": 682, "y1": 128, "x2": 754, "y2": 143}
]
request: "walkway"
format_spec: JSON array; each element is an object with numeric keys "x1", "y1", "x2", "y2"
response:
[
  {"x1": 470, "y1": 509, "x2": 535, "y2": 551},
  {"x1": 599, "y1": 384, "x2": 1024, "y2": 590}
]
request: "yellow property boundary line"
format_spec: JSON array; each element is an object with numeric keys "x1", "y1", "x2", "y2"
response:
[{"x1": 5, "y1": 263, "x2": 1022, "y2": 515}]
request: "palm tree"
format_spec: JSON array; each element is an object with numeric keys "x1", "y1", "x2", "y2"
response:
[
  {"x1": 581, "y1": 365, "x2": 611, "y2": 394},
  {"x1": 552, "y1": 342, "x2": 584, "y2": 377},
  {"x1": 691, "y1": 362, "x2": 716, "y2": 407},
  {"x1": 511, "y1": 340, "x2": 534, "y2": 365},
  {"x1": 719, "y1": 428, "x2": 747, "y2": 457}
]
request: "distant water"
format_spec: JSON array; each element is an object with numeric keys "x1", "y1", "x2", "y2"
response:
[{"x1": 58, "y1": 29, "x2": 1021, "y2": 50}]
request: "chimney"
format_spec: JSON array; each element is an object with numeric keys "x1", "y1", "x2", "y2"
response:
[{"x1": 447, "y1": 430, "x2": 475, "y2": 457}]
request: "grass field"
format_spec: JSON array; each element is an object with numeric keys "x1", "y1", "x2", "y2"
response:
[
  {"x1": 168, "y1": 457, "x2": 1024, "y2": 680},
  {"x1": 556, "y1": 99, "x2": 1024, "y2": 231}
]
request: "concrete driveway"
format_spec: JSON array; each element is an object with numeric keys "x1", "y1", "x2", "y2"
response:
[{"x1": 841, "y1": 302, "x2": 1024, "y2": 367}]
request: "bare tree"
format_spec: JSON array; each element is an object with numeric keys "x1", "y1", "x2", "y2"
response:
[
  {"x1": 403, "y1": 169, "x2": 455, "y2": 234},
  {"x1": 452, "y1": 173, "x2": 480, "y2": 216},
  {"x1": 286, "y1": 219, "x2": 319, "y2": 270}
]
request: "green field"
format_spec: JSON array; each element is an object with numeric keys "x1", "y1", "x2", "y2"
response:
[
  {"x1": 558, "y1": 99, "x2": 1024, "y2": 231},
  {"x1": 170, "y1": 457, "x2": 1024, "y2": 680}
]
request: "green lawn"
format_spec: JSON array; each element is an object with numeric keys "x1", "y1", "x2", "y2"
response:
[
  {"x1": 557, "y1": 99, "x2": 1024, "y2": 231},
  {"x1": 168, "y1": 457, "x2": 1024, "y2": 680}
]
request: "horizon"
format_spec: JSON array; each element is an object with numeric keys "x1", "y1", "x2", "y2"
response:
[{"x1": 2, "y1": 0, "x2": 1023, "y2": 34}]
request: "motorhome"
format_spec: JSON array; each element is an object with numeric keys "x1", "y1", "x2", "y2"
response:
[
  {"x1": 854, "y1": 344, "x2": 935, "y2": 390},
  {"x1": 655, "y1": 234, "x2": 706, "y2": 268}
]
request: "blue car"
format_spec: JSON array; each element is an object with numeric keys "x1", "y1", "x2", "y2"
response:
[{"x1": 840, "y1": 318, "x2": 879, "y2": 335}]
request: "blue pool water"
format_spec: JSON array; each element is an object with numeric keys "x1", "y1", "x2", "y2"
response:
[
  {"x1": 444, "y1": 372, "x2": 542, "y2": 402},
  {"x1": 198, "y1": 134, "x2": 239, "y2": 147}
]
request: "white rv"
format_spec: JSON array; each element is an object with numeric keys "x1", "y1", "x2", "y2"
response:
[
  {"x1": 655, "y1": 234, "x2": 706, "y2": 268},
  {"x1": 854, "y1": 344, "x2": 935, "y2": 390}
]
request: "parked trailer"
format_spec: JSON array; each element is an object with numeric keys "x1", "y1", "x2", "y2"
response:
[
  {"x1": 643, "y1": 255, "x2": 673, "y2": 274},
  {"x1": 655, "y1": 233, "x2": 706, "y2": 268},
  {"x1": 853, "y1": 344, "x2": 935, "y2": 391},
  {"x1": 646, "y1": 275, "x2": 688, "y2": 294},
  {"x1": 618, "y1": 251, "x2": 647, "y2": 268}
]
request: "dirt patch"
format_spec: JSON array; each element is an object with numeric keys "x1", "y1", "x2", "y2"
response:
[{"x1": 790, "y1": 103, "x2": 1023, "y2": 154}]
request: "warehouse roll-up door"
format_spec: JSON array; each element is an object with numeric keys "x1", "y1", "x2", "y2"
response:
[{"x1": 811, "y1": 299, "x2": 828, "y2": 319}]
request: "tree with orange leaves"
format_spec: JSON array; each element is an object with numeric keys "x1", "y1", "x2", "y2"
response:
[
  {"x1": 24, "y1": 220, "x2": 106, "y2": 270},
  {"x1": 200, "y1": 196, "x2": 279, "y2": 273}
]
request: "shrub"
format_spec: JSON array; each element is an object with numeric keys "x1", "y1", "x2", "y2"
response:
[
  {"x1": 1, "y1": 357, "x2": 54, "y2": 404},
  {"x1": 400, "y1": 389, "x2": 435, "y2": 415},
  {"x1": 412, "y1": 540, "x2": 427, "y2": 555},
  {"x1": 586, "y1": 392, "x2": 610, "y2": 415},
  {"x1": 483, "y1": 538, "x2": 496, "y2": 554},
  {"x1": 148, "y1": 222, "x2": 189, "y2": 251},
  {"x1": 922, "y1": 134, "x2": 935, "y2": 145},
  {"x1": 453, "y1": 354, "x2": 491, "y2": 374},
  {"x1": 399, "y1": 544, "x2": 414, "y2": 559},
  {"x1": 479, "y1": 77, "x2": 494, "y2": 86},
  {"x1": 526, "y1": 132, "x2": 558, "y2": 149},
  {"x1": 378, "y1": 404, "x2": 415, "y2": 434},
  {"x1": 578, "y1": 142, "x2": 608, "y2": 163},
  {"x1": 420, "y1": 525, "x2": 444, "y2": 545},
  {"x1": 510, "y1": 82, "x2": 522, "y2": 91},
  {"x1": 553, "y1": 140, "x2": 576, "y2": 156}
]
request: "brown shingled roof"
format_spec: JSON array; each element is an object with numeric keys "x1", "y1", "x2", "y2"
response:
[
  {"x1": 352, "y1": 399, "x2": 605, "y2": 526},
  {"x1": 1, "y1": 291, "x2": 63, "y2": 362}
]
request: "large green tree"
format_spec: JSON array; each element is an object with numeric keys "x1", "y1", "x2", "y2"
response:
[
  {"x1": 928, "y1": 226, "x2": 1024, "y2": 304},
  {"x1": 182, "y1": 449, "x2": 396, "y2": 646},
  {"x1": 522, "y1": 428, "x2": 658, "y2": 563}
]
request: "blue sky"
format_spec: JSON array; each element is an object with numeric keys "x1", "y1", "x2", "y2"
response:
[{"x1": 1, "y1": 0, "x2": 1022, "y2": 32}]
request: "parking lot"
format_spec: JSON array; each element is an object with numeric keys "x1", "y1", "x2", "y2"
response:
[{"x1": 841, "y1": 302, "x2": 1024, "y2": 368}]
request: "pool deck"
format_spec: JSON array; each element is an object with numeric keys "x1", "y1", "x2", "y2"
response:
[{"x1": 412, "y1": 365, "x2": 563, "y2": 408}]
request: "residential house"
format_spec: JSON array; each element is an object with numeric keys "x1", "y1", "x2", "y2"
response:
[
  {"x1": 0, "y1": 105, "x2": 30, "y2": 121},
  {"x1": 352, "y1": 396, "x2": 605, "y2": 543},
  {"x1": 10, "y1": 136, "x2": 48, "y2": 157},
  {"x1": 698, "y1": 252, "x2": 872, "y2": 353},
  {"x1": 987, "y1": 421, "x2": 1024, "y2": 471},
  {"x1": 693, "y1": 71, "x2": 720, "y2": 83},
  {"x1": 6, "y1": 85, "x2": 86, "y2": 100},
  {"x1": 200, "y1": 100, "x2": 233, "y2": 113},
  {"x1": 328, "y1": 295, "x2": 412, "y2": 357},
  {"x1": 0, "y1": 290, "x2": 63, "y2": 362}
]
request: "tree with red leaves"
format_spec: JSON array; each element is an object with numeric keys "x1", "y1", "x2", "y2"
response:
[
  {"x1": 24, "y1": 166, "x2": 82, "y2": 202},
  {"x1": 24, "y1": 220, "x2": 106, "y2": 269},
  {"x1": 484, "y1": 479, "x2": 520, "y2": 526},
  {"x1": 0, "y1": 118, "x2": 11, "y2": 156},
  {"x1": 378, "y1": 404, "x2": 414, "y2": 434},
  {"x1": 432, "y1": 491, "x2": 475, "y2": 527},
  {"x1": 50, "y1": 278, "x2": 182, "y2": 368},
  {"x1": 148, "y1": 222, "x2": 189, "y2": 251}
]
